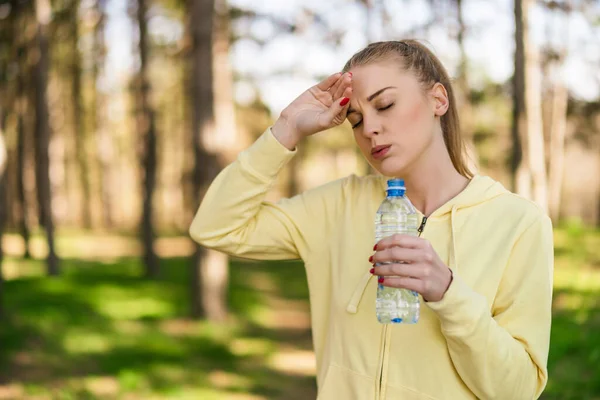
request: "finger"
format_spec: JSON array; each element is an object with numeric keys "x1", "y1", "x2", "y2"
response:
[
  {"x1": 333, "y1": 72, "x2": 352, "y2": 100},
  {"x1": 316, "y1": 72, "x2": 342, "y2": 91},
  {"x1": 328, "y1": 74, "x2": 346, "y2": 98},
  {"x1": 372, "y1": 247, "x2": 422, "y2": 265},
  {"x1": 373, "y1": 262, "x2": 425, "y2": 278},
  {"x1": 375, "y1": 234, "x2": 425, "y2": 251},
  {"x1": 379, "y1": 276, "x2": 423, "y2": 293},
  {"x1": 325, "y1": 86, "x2": 352, "y2": 121}
]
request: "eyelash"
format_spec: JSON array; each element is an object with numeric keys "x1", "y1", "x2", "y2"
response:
[{"x1": 351, "y1": 103, "x2": 395, "y2": 129}]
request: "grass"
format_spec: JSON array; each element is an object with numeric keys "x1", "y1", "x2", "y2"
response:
[{"x1": 0, "y1": 223, "x2": 598, "y2": 399}]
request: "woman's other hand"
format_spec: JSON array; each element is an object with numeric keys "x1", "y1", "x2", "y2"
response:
[
  {"x1": 272, "y1": 72, "x2": 353, "y2": 150},
  {"x1": 370, "y1": 235, "x2": 453, "y2": 302}
]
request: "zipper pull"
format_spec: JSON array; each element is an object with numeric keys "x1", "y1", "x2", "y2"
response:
[{"x1": 417, "y1": 216, "x2": 428, "y2": 234}]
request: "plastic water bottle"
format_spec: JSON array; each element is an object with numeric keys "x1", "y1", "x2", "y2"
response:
[{"x1": 375, "y1": 178, "x2": 420, "y2": 324}]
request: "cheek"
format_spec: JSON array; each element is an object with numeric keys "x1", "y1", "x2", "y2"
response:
[
  {"x1": 403, "y1": 99, "x2": 428, "y2": 127},
  {"x1": 354, "y1": 131, "x2": 370, "y2": 152}
]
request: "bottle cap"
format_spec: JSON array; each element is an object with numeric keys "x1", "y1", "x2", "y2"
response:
[
  {"x1": 386, "y1": 179, "x2": 406, "y2": 196},
  {"x1": 387, "y1": 179, "x2": 405, "y2": 189}
]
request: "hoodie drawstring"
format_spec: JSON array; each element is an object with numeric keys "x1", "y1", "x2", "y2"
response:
[
  {"x1": 449, "y1": 205, "x2": 458, "y2": 271},
  {"x1": 346, "y1": 270, "x2": 374, "y2": 314}
]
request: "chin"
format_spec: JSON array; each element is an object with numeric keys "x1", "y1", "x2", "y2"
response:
[{"x1": 369, "y1": 158, "x2": 408, "y2": 177}]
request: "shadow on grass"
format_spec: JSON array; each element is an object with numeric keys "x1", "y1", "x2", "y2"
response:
[
  {"x1": 0, "y1": 256, "x2": 316, "y2": 399},
  {"x1": 542, "y1": 287, "x2": 600, "y2": 400}
]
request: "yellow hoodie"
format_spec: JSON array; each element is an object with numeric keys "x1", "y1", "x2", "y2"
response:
[{"x1": 190, "y1": 129, "x2": 554, "y2": 400}]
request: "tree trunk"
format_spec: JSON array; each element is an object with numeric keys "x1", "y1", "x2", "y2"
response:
[
  {"x1": 0, "y1": 108, "x2": 7, "y2": 318},
  {"x1": 455, "y1": 0, "x2": 478, "y2": 172},
  {"x1": 91, "y1": 1, "x2": 113, "y2": 229},
  {"x1": 34, "y1": 0, "x2": 59, "y2": 276},
  {"x1": 16, "y1": 24, "x2": 32, "y2": 259},
  {"x1": 70, "y1": 0, "x2": 93, "y2": 229},
  {"x1": 512, "y1": 0, "x2": 531, "y2": 199},
  {"x1": 188, "y1": 0, "x2": 228, "y2": 322},
  {"x1": 546, "y1": 1, "x2": 570, "y2": 223},
  {"x1": 548, "y1": 71, "x2": 568, "y2": 222},
  {"x1": 523, "y1": 0, "x2": 548, "y2": 212},
  {"x1": 136, "y1": 0, "x2": 160, "y2": 278}
]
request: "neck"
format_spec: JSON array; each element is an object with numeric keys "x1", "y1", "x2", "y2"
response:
[{"x1": 402, "y1": 134, "x2": 470, "y2": 216}]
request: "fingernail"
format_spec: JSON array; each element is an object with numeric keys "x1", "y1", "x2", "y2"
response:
[
  {"x1": 369, "y1": 268, "x2": 374, "y2": 274},
  {"x1": 373, "y1": 244, "x2": 378, "y2": 251},
  {"x1": 378, "y1": 277, "x2": 384, "y2": 283},
  {"x1": 368, "y1": 255, "x2": 373, "y2": 263},
  {"x1": 340, "y1": 97, "x2": 350, "y2": 106}
]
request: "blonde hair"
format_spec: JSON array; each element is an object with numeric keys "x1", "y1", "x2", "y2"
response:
[{"x1": 343, "y1": 40, "x2": 473, "y2": 178}]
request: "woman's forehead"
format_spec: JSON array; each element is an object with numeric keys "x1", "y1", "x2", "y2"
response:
[{"x1": 349, "y1": 62, "x2": 418, "y2": 96}]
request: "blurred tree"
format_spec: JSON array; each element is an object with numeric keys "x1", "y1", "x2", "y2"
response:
[
  {"x1": 135, "y1": 0, "x2": 160, "y2": 278},
  {"x1": 0, "y1": 5, "x2": 10, "y2": 317},
  {"x1": 69, "y1": 0, "x2": 93, "y2": 228},
  {"x1": 34, "y1": 0, "x2": 59, "y2": 275},
  {"x1": 15, "y1": 8, "x2": 32, "y2": 259},
  {"x1": 188, "y1": 0, "x2": 229, "y2": 321},
  {"x1": 0, "y1": 107, "x2": 6, "y2": 318},
  {"x1": 91, "y1": 0, "x2": 114, "y2": 229},
  {"x1": 513, "y1": 0, "x2": 548, "y2": 212},
  {"x1": 542, "y1": 0, "x2": 571, "y2": 222},
  {"x1": 453, "y1": 0, "x2": 478, "y2": 172}
]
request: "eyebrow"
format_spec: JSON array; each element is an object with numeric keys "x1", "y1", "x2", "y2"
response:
[{"x1": 347, "y1": 86, "x2": 397, "y2": 115}]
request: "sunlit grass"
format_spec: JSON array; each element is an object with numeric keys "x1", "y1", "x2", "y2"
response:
[
  {"x1": 0, "y1": 225, "x2": 598, "y2": 399},
  {"x1": 543, "y1": 221, "x2": 600, "y2": 400}
]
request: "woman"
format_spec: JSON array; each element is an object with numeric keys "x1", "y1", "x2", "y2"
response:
[{"x1": 190, "y1": 40, "x2": 553, "y2": 400}]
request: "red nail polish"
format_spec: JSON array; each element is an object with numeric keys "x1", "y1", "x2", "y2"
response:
[
  {"x1": 368, "y1": 255, "x2": 373, "y2": 263},
  {"x1": 373, "y1": 244, "x2": 378, "y2": 251},
  {"x1": 370, "y1": 268, "x2": 374, "y2": 274},
  {"x1": 378, "y1": 277, "x2": 384, "y2": 283},
  {"x1": 340, "y1": 97, "x2": 350, "y2": 106}
]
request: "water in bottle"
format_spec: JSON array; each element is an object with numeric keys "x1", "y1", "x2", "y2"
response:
[{"x1": 374, "y1": 178, "x2": 420, "y2": 324}]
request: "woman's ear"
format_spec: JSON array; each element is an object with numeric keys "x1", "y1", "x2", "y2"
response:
[{"x1": 431, "y1": 83, "x2": 449, "y2": 117}]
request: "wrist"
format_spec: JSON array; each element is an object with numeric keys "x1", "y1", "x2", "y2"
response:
[
  {"x1": 424, "y1": 268, "x2": 453, "y2": 303},
  {"x1": 272, "y1": 116, "x2": 301, "y2": 150},
  {"x1": 444, "y1": 268, "x2": 454, "y2": 295}
]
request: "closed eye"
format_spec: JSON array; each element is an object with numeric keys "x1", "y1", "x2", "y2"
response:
[{"x1": 351, "y1": 103, "x2": 394, "y2": 129}]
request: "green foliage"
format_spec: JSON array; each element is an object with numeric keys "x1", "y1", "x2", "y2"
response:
[{"x1": 0, "y1": 251, "x2": 316, "y2": 399}]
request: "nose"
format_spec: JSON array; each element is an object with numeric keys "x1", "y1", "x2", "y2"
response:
[{"x1": 361, "y1": 116, "x2": 381, "y2": 139}]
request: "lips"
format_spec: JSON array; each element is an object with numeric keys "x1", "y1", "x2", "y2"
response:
[{"x1": 371, "y1": 144, "x2": 391, "y2": 159}]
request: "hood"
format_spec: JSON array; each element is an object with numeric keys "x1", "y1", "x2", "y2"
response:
[{"x1": 379, "y1": 174, "x2": 508, "y2": 217}]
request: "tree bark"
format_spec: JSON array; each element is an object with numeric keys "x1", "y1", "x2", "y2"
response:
[
  {"x1": 136, "y1": 0, "x2": 160, "y2": 278},
  {"x1": 34, "y1": 0, "x2": 59, "y2": 275},
  {"x1": 70, "y1": 0, "x2": 93, "y2": 228},
  {"x1": 546, "y1": 1, "x2": 570, "y2": 223},
  {"x1": 548, "y1": 70, "x2": 568, "y2": 222},
  {"x1": 0, "y1": 108, "x2": 7, "y2": 318},
  {"x1": 523, "y1": 0, "x2": 548, "y2": 212},
  {"x1": 512, "y1": 0, "x2": 531, "y2": 198},
  {"x1": 513, "y1": 0, "x2": 548, "y2": 210},
  {"x1": 188, "y1": 0, "x2": 228, "y2": 322},
  {"x1": 455, "y1": 0, "x2": 478, "y2": 172},
  {"x1": 16, "y1": 21, "x2": 32, "y2": 259},
  {"x1": 91, "y1": 1, "x2": 114, "y2": 229}
]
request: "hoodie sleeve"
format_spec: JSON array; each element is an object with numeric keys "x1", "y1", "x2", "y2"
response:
[
  {"x1": 427, "y1": 214, "x2": 554, "y2": 400},
  {"x1": 189, "y1": 128, "x2": 341, "y2": 261}
]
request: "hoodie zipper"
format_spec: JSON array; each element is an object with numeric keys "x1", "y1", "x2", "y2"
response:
[
  {"x1": 376, "y1": 215, "x2": 428, "y2": 400},
  {"x1": 417, "y1": 216, "x2": 428, "y2": 235}
]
